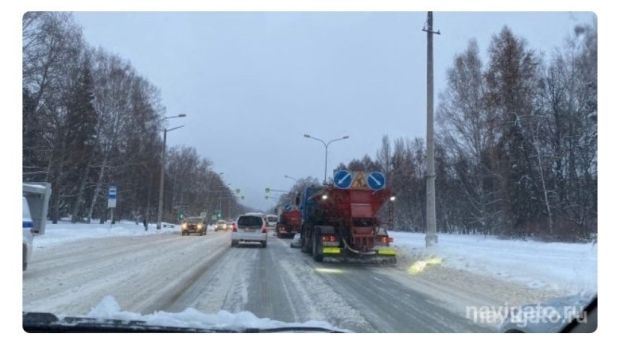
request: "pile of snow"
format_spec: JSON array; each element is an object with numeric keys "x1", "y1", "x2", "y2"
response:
[
  {"x1": 390, "y1": 231, "x2": 597, "y2": 295},
  {"x1": 34, "y1": 221, "x2": 180, "y2": 249},
  {"x1": 82, "y1": 296, "x2": 344, "y2": 331}
]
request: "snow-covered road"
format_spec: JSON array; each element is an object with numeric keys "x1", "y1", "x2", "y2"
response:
[{"x1": 23, "y1": 229, "x2": 576, "y2": 332}]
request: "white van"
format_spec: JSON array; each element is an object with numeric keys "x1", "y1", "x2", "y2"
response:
[
  {"x1": 23, "y1": 197, "x2": 34, "y2": 271},
  {"x1": 231, "y1": 213, "x2": 267, "y2": 248}
]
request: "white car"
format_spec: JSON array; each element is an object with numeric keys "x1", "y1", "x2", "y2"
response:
[
  {"x1": 214, "y1": 220, "x2": 227, "y2": 231},
  {"x1": 231, "y1": 214, "x2": 267, "y2": 248},
  {"x1": 265, "y1": 214, "x2": 278, "y2": 233},
  {"x1": 23, "y1": 197, "x2": 34, "y2": 271}
]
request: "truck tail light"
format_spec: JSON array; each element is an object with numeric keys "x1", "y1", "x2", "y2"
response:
[
  {"x1": 378, "y1": 236, "x2": 393, "y2": 244},
  {"x1": 261, "y1": 225, "x2": 267, "y2": 233},
  {"x1": 232, "y1": 223, "x2": 237, "y2": 232}
]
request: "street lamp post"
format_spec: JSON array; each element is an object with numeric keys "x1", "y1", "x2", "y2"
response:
[
  {"x1": 156, "y1": 114, "x2": 186, "y2": 230},
  {"x1": 303, "y1": 134, "x2": 349, "y2": 184},
  {"x1": 226, "y1": 183, "x2": 232, "y2": 219},
  {"x1": 217, "y1": 173, "x2": 224, "y2": 219},
  {"x1": 284, "y1": 175, "x2": 298, "y2": 182}
]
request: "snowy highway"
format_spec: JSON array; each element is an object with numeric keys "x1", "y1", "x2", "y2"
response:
[{"x1": 23, "y1": 227, "x2": 569, "y2": 332}]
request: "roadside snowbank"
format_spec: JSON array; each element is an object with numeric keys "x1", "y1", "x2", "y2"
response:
[
  {"x1": 390, "y1": 231, "x2": 597, "y2": 295},
  {"x1": 34, "y1": 221, "x2": 180, "y2": 249},
  {"x1": 83, "y1": 295, "x2": 345, "y2": 331}
]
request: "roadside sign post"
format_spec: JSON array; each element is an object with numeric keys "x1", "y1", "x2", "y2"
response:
[{"x1": 108, "y1": 186, "x2": 117, "y2": 225}]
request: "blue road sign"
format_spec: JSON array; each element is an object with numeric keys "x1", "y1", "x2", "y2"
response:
[
  {"x1": 367, "y1": 172, "x2": 386, "y2": 191},
  {"x1": 334, "y1": 170, "x2": 353, "y2": 189},
  {"x1": 108, "y1": 186, "x2": 117, "y2": 208}
]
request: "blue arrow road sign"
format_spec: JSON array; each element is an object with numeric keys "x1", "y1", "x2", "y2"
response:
[
  {"x1": 367, "y1": 172, "x2": 386, "y2": 191},
  {"x1": 334, "y1": 170, "x2": 353, "y2": 189}
]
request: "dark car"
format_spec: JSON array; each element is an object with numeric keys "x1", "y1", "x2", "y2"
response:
[{"x1": 181, "y1": 217, "x2": 207, "y2": 236}]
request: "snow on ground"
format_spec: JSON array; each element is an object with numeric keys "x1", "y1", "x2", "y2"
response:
[
  {"x1": 390, "y1": 231, "x2": 597, "y2": 295},
  {"x1": 83, "y1": 295, "x2": 345, "y2": 331},
  {"x1": 34, "y1": 221, "x2": 182, "y2": 249}
]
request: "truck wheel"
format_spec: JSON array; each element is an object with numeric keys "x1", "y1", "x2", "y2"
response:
[
  {"x1": 231, "y1": 240, "x2": 237, "y2": 247},
  {"x1": 312, "y1": 232, "x2": 323, "y2": 262},
  {"x1": 262, "y1": 241, "x2": 267, "y2": 248},
  {"x1": 301, "y1": 232, "x2": 311, "y2": 254}
]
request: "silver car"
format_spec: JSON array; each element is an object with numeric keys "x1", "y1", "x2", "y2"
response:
[
  {"x1": 231, "y1": 214, "x2": 267, "y2": 248},
  {"x1": 214, "y1": 220, "x2": 227, "y2": 231}
]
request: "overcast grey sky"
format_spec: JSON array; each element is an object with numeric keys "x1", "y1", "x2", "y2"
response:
[{"x1": 73, "y1": 11, "x2": 594, "y2": 211}]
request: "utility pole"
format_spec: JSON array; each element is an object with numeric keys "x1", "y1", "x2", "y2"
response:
[{"x1": 423, "y1": 11, "x2": 440, "y2": 247}]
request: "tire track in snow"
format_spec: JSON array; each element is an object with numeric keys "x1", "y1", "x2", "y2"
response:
[
  {"x1": 272, "y1": 237, "x2": 374, "y2": 331},
  {"x1": 23, "y1": 231, "x2": 230, "y2": 315},
  {"x1": 165, "y1": 243, "x2": 259, "y2": 314}
]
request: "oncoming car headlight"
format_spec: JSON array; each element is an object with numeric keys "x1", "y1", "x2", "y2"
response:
[
  {"x1": 181, "y1": 223, "x2": 187, "y2": 230},
  {"x1": 197, "y1": 224, "x2": 203, "y2": 229}
]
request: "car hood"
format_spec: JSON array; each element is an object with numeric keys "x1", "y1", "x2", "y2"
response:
[{"x1": 24, "y1": 296, "x2": 345, "y2": 333}]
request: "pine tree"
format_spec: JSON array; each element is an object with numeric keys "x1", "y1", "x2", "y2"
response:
[{"x1": 65, "y1": 55, "x2": 98, "y2": 222}]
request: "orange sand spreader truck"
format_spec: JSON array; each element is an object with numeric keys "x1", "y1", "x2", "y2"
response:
[{"x1": 296, "y1": 170, "x2": 396, "y2": 264}]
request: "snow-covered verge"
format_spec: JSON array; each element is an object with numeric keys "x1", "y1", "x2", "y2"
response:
[
  {"x1": 34, "y1": 221, "x2": 181, "y2": 249},
  {"x1": 389, "y1": 231, "x2": 597, "y2": 295},
  {"x1": 80, "y1": 295, "x2": 345, "y2": 332}
]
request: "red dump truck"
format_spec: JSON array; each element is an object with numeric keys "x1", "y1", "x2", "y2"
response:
[
  {"x1": 276, "y1": 207, "x2": 301, "y2": 238},
  {"x1": 297, "y1": 171, "x2": 396, "y2": 264}
]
